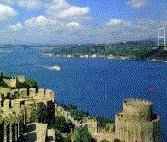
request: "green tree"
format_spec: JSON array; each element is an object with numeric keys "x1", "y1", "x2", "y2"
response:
[
  {"x1": 30, "y1": 104, "x2": 38, "y2": 122},
  {"x1": 25, "y1": 79, "x2": 38, "y2": 88},
  {"x1": 73, "y1": 127, "x2": 92, "y2": 142},
  {"x1": 54, "y1": 130, "x2": 64, "y2": 142},
  {"x1": 64, "y1": 134, "x2": 72, "y2": 142},
  {"x1": 46, "y1": 101, "x2": 55, "y2": 124},
  {"x1": 36, "y1": 103, "x2": 47, "y2": 123},
  {"x1": 49, "y1": 116, "x2": 74, "y2": 134},
  {"x1": 16, "y1": 78, "x2": 38, "y2": 89}
]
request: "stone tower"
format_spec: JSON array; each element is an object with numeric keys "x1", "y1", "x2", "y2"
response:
[{"x1": 115, "y1": 99, "x2": 160, "y2": 142}]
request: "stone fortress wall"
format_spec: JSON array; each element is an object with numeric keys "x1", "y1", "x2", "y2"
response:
[
  {"x1": 55, "y1": 105, "x2": 116, "y2": 142},
  {"x1": 2, "y1": 75, "x2": 25, "y2": 89},
  {"x1": 115, "y1": 99, "x2": 160, "y2": 142},
  {"x1": 0, "y1": 86, "x2": 55, "y2": 142},
  {"x1": 0, "y1": 75, "x2": 161, "y2": 142},
  {"x1": 3, "y1": 78, "x2": 16, "y2": 88},
  {"x1": 0, "y1": 93, "x2": 161, "y2": 142},
  {"x1": 1, "y1": 89, "x2": 159, "y2": 142},
  {"x1": 1, "y1": 87, "x2": 54, "y2": 108},
  {"x1": 77, "y1": 99, "x2": 161, "y2": 142}
]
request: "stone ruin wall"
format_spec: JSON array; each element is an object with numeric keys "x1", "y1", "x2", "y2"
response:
[
  {"x1": 90, "y1": 99, "x2": 161, "y2": 142},
  {"x1": 2, "y1": 75, "x2": 25, "y2": 88},
  {"x1": 122, "y1": 99, "x2": 153, "y2": 121},
  {"x1": 0, "y1": 87, "x2": 55, "y2": 123},
  {"x1": 16, "y1": 88, "x2": 55, "y2": 103},
  {"x1": 0, "y1": 92, "x2": 159, "y2": 142},
  {"x1": 114, "y1": 99, "x2": 160, "y2": 142},
  {"x1": 16, "y1": 75, "x2": 25, "y2": 83},
  {"x1": 81, "y1": 118, "x2": 115, "y2": 142},
  {"x1": 92, "y1": 132, "x2": 115, "y2": 142},
  {"x1": 18, "y1": 88, "x2": 55, "y2": 122},
  {"x1": 83, "y1": 118, "x2": 98, "y2": 134},
  {"x1": 0, "y1": 99, "x2": 22, "y2": 115},
  {"x1": 3, "y1": 78, "x2": 17, "y2": 88},
  {"x1": 0, "y1": 99, "x2": 24, "y2": 142},
  {"x1": 115, "y1": 118, "x2": 160, "y2": 142}
]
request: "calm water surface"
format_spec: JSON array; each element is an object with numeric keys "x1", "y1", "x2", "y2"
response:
[{"x1": 0, "y1": 47, "x2": 167, "y2": 139}]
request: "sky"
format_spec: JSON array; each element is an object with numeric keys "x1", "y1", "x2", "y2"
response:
[{"x1": 0, "y1": 0, "x2": 166, "y2": 44}]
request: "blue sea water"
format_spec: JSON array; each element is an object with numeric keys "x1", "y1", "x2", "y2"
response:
[{"x1": 0, "y1": 47, "x2": 167, "y2": 139}]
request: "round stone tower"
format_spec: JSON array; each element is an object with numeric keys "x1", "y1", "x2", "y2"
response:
[
  {"x1": 122, "y1": 98, "x2": 153, "y2": 121},
  {"x1": 115, "y1": 99, "x2": 160, "y2": 142}
]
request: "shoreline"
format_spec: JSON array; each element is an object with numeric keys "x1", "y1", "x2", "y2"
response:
[
  {"x1": 43, "y1": 53, "x2": 133, "y2": 60},
  {"x1": 43, "y1": 53, "x2": 167, "y2": 63}
]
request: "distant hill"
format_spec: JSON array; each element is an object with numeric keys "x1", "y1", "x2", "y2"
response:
[
  {"x1": 146, "y1": 48, "x2": 167, "y2": 60},
  {"x1": 43, "y1": 39, "x2": 157, "y2": 59}
]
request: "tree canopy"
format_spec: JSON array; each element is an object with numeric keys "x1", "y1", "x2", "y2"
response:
[{"x1": 73, "y1": 126, "x2": 92, "y2": 142}]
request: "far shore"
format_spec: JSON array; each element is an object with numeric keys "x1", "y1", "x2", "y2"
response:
[
  {"x1": 43, "y1": 53, "x2": 133, "y2": 60},
  {"x1": 43, "y1": 53, "x2": 167, "y2": 63}
]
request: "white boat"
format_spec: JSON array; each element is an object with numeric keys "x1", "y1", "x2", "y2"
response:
[
  {"x1": 107, "y1": 55, "x2": 115, "y2": 59},
  {"x1": 44, "y1": 53, "x2": 53, "y2": 57},
  {"x1": 118, "y1": 56, "x2": 129, "y2": 60},
  {"x1": 91, "y1": 54, "x2": 97, "y2": 58},
  {"x1": 80, "y1": 55, "x2": 89, "y2": 58},
  {"x1": 151, "y1": 59, "x2": 158, "y2": 62},
  {"x1": 47, "y1": 65, "x2": 61, "y2": 71},
  {"x1": 67, "y1": 55, "x2": 72, "y2": 58}
]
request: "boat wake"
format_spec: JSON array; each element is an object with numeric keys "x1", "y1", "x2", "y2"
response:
[{"x1": 42, "y1": 65, "x2": 61, "y2": 71}]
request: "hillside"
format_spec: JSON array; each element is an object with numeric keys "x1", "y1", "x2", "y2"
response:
[{"x1": 43, "y1": 40, "x2": 157, "y2": 59}]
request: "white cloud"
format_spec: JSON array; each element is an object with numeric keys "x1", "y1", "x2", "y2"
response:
[
  {"x1": 17, "y1": 0, "x2": 42, "y2": 9},
  {"x1": 49, "y1": 0, "x2": 69, "y2": 10},
  {"x1": 0, "y1": 0, "x2": 42, "y2": 9},
  {"x1": 9, "y1": 0, "x2": 90, "y2": 33},
  {"x1": 66, "y1": 22, "x2": 80, "y2": 27},
  {"x1": 105, "y1": 19, "x2": 160, "y2": 42},
  {"x1": 4, "y1": 19, "x2": 164, "y2": 44},
  {"x1": 58, "y1": 6, "x2": 89, "y2": 18},
  {"x1": 128, "y1": 0, "x2": 146, "y2": 8},
  {"x1": 46, "y1": 0, "x2": 90, "y2": 20},
  {"x1": 0, "y1": 4, "x2": 17, "y2": 21},
  {"x1": 106, "y1": 19, "x2": 130, "y2": 27},
  {"x1": 24, "y1": 16, "x2": 49, "y2": 27},
  {"x1": 4, "y1": 0, "x2": 90, "y2": 31},
  {"x1": 23, "y1": 15, "x2": 81, "y2": 31},
  {"x1": 0, "y1": 0, "x2": 90, "y2": 17},
  {"x1": 9, "y1": 22, "x2": 23, "y2": 31},
  {"x1": 0, "y1": 0, "x2": 90, "y2": 44},
  {"x1": 0, "y1": 0, "x2": 90, "y2": 31}
]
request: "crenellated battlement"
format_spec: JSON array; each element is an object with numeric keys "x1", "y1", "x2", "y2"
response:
[
  {"x1": 124, "y1": 98, "x2": 152, "y2": 106},
  {"x1": 11, "y1": 87, "x2": 54, "y2": 101},
  {"x1": 2, "y1": 75, "x2": 26, "y2": 88},
  {"x1": 0, "y1": 87, "x2": 55, "y2": 111},
  {"x1": 122, "y1": 98, "x2": 153, "y2": 121},
  {"x1": 0, "y1": 74, "x2": 57, "y2": 142}
]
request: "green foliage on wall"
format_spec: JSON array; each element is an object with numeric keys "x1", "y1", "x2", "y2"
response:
[
  {"x1": 73, "y1": 126, "x2": 92, "y2": 142},
  {"x1": 16, "y1": 79, "x2": 38, "y2": 89},
  {"x1": 50, "y1": 116, "x2": 74, "y2": 133},
  {"x1": 62, "y1": 104, "x2": 89, "y2": 121}
]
